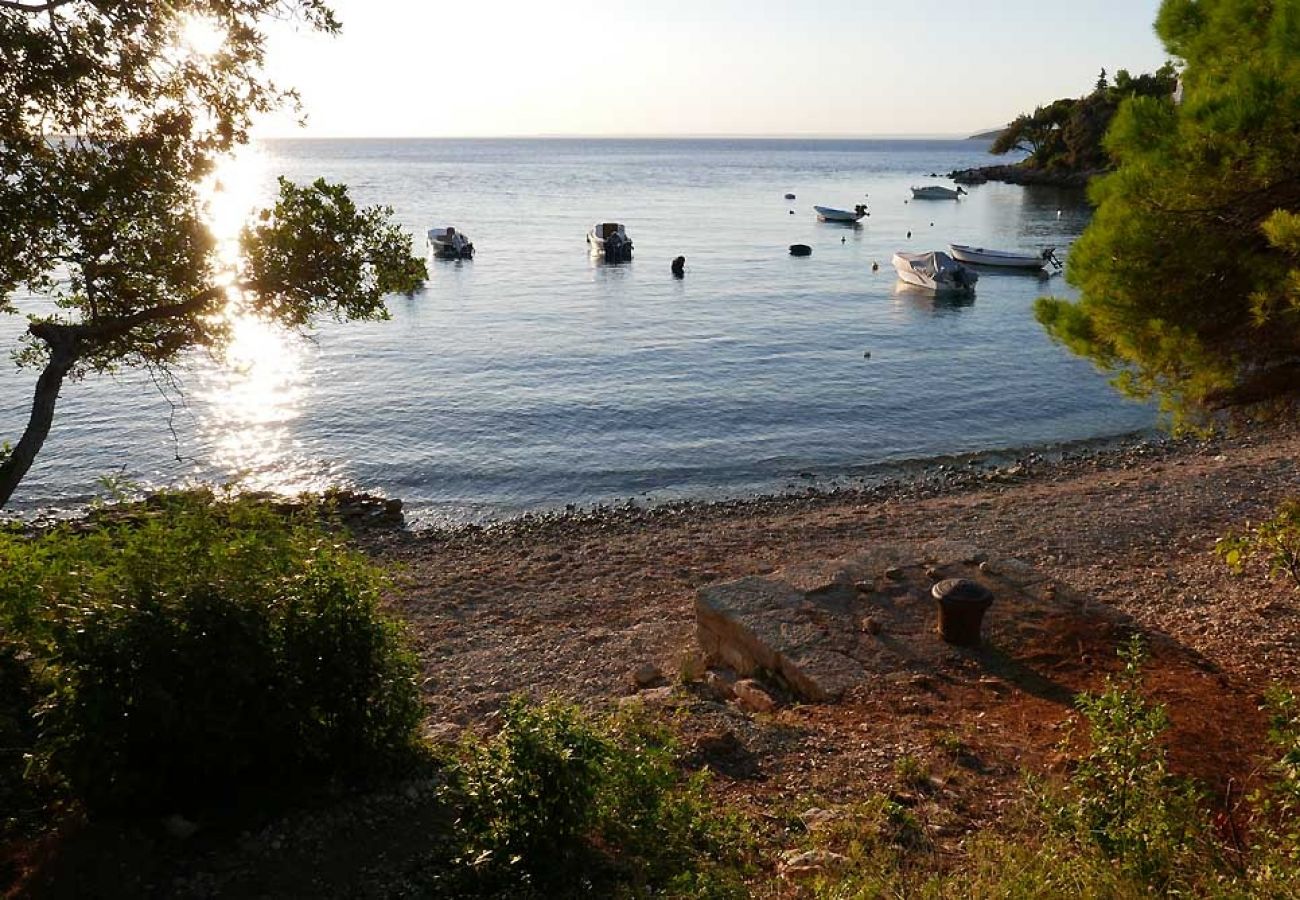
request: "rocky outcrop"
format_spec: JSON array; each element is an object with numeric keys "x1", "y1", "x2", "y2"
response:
[
  {"x1": 695, "y1": 543, "x2": 1101, "y2": 703},
  {"x1": 949, "y1": 163, "x2": 1102, "y2": 189}
]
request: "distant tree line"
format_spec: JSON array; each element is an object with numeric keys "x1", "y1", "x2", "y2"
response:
[{"x1": 991, "y1": 64, "x2": 1179, "y2": 173}]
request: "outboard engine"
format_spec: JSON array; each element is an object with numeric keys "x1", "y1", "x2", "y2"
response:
[
  {"x1": 462, "y1": 241, "x2": 475, "y2": 259},
  {"x1": 606, "y1": 233, "x2": 632, "y2": 261}
]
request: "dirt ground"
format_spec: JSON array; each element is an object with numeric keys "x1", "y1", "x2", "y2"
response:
[{"x1": 13, "y1": 423, "x2": 1300, "y2": 897}]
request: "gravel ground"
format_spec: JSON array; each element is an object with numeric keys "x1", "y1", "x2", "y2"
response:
[{"x1": 375, "y1": 422, "x2": 1300, "y2": 727}]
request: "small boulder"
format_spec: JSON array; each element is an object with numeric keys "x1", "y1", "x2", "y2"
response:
[
  {"x1": 628, "y1": 663, "x2": 665, "y2": 690},
  {"x1": 734, "y1": 678, "x2": 777, "y2": 713}
]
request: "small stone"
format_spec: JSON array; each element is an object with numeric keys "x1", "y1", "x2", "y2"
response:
[
  {"x1": 702, "y1": 670, "x2": 737, "y2": 700},
  {"x1": 734, "y1": 678, "x2": 777, "y2": 713},
  {"x1": 925, "y1": 567, "x2": 941, "y2": 580},
  {"x1": 781, "y1": 849, "x2": 848, "y2": 878},
  {"x1": 162, "y1": 814, "x2": 199, "y2": 840},
  {"x1": 628, "y1": 663, "x2": 665, "y2": 690},
  {"x1": 799, "y1": 807, "x2": 840, "y2": 830},
  {"x1": 694, "y1": 728, "x2": 741, "y2": 756},
  {"x1": 861, "y1": 616, "x2": 883, "y2": 635},
  {"x1": 885, "y1": 566, "x2": 905, "y2": 581}
]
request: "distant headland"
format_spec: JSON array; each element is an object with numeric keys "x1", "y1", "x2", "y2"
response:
[{"x1": 951, "y1": 64, "x2": 1178, "y2": 190}]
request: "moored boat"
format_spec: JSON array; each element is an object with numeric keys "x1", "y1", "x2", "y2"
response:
[
  {"x1": 949, "y1": 243, "x2": 1061, "y2": 271},
  {"x1": 911, "y1": 185, "x2": 966, "y2": 200},
  {"x1": 427, "y1": 226, "x2": 474, "y2": 259},
  {"x1": 891, "y1": 251, "x2": 978, "y2": 293},
  {"x1": 814, "y1": 204, "x2": 868, "y2": 223},
  {"x1": 587, "y1": 222, "x2": 633, "y2": 261}
]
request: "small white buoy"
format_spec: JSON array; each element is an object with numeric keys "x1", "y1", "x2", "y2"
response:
[{"x1": 1056, "y1": 209, "x2": 1062, "y2": 218}]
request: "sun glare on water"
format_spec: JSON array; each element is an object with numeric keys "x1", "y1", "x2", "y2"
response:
[{"x1": 197, "y1": 149, "x2": 322, "y2": 495}]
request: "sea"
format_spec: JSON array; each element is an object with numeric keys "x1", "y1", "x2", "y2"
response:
[{"x1": 0, "y1": 139, "x2": 1155, "y2": 526}]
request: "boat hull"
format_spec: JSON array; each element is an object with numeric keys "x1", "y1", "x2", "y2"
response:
[
  {"x1": 911, "y1": 186, "x2": 964, "y2": 200},
  {"x1": 814, "y1": 205, "x2": 865, "y2": 222},
  {"x1": 949, "y1": 244, "x2": 1046, "y2": 270}
]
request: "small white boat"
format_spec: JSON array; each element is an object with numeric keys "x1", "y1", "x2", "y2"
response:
[
  {"x1": 911, "y1": 185, "x2": 966, "y2": 200},
  {"x1": 814, "y1": 204, "x2": 868, "y2": 223},
  {"x1": 427, "y1": 226, "x2": 474, "y2": 259},
  {"x1": 587, "y1": 222, "x2": 633, "y2": 261},
  {"x1": 892, "y1": 251, "x2": 979, "y2": 293},
  {"x1": 950, "y1": 244, "x2": 1062, "y2": 271}
]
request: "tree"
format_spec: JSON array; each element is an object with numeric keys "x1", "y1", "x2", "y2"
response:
[
  {"x1": 1035, "y1": 0, "x2": 1300, "y2": 425},
  {"x1": 990, "y1": 99, "x2": 1075, "y2": 165},
  {"x1": 0, "y1": 1, "x2": 426, "y2": 509},
  {"x1": 991, "y1": 64, "x2": 1179, "y2": 174}
]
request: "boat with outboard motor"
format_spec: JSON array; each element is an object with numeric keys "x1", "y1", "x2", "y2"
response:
[
  {"x1": 427, "y1": 226, "x2": 474, "y2": 259},
  {"x1": 587, "y1": 222, "x2": 633, "y2": 261},
  {"x1": 814, "y1": 204, "x2": 868, "y2": 223},
  {"x1": 892, "y1": 250, "x2": 979, "y2": 293},
  {"x1": 949, "y1": 243, "x2": 1062, "y2": 271}
]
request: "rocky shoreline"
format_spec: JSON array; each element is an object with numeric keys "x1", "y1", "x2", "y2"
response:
[{"x1": 949, "y1": 162, "x2": 1104, "y2": 189}]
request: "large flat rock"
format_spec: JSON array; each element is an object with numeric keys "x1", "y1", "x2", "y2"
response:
[{"x1": 695, "y1": 543, "x2": 1096, "y2": 702}]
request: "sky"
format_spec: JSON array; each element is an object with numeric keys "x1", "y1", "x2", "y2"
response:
[{"x1": 258, "y1": 0, "x2": 1170, "y2": 139}]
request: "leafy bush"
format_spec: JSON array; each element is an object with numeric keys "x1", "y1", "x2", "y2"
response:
[
  {"x1": 1054, "y1": 637, "x2": 1214, "y2": 889},
  {"x1": 1217, "y1": 498, "x2": 1300, "y2": 593},
  {"x1": 0, "y1": 641, "x2": 39, "y2": 837},
  {"x1": 0, "y1": 491, "x2": 423, "y2": 814},
  {"x1": 443, "y1": 697, "x2": 750, "y2": 896}
]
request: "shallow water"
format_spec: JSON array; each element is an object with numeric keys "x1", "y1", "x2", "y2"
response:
[{"x1": 0, "y1": 139, "x2": 1152, "y2": 524}]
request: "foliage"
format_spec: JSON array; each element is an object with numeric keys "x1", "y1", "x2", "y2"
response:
[
  {"x1": 0, "y1": 641, "x2": 40, "y2": 839},
  {"x1": 0, "y1": 1, "x2": 426, "y2": 508},
  {"x1": 1217, "y1": 497, "x2": 1300, "y2": 593},
  {"x1": 990, "y1": 63, "x2": 1177, "y2": 172},
  {"x1": 440, "y1": 697, "x2": 751, "y2": 896},
  {"x1": 1036, "y1": 0, "x2": 1300, "y2": 424},
  {"x1": 1052, "y1": 637, "x2": 1214, "y2": 888},
  {"x1": 0, "y1": 491, "x2": 424, "y2": 814}
]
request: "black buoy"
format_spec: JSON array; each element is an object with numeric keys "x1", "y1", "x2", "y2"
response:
[
  {"x1": 871, "y1": 261, "x2": 879, "y2": 272},
  {"x1": 841, "y1": 236, "x2": 846, "y2": 244},
  {"x1": 789, "y1": 244, "x2": 812, "y2": 257},
  {"x1": 784, "y1": 192, "x2": 796, "y2": 200},
  {"x1": 906, "y1": 230, "x2": 912, "y2": 239},
  {"x1": 671, "y1": 255, "x2": 685, "y2": 278},
  {"x1": 788, "y1": 210, "x2": 795, "y2": 215}
]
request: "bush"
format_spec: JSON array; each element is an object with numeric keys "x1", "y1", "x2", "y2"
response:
[
  {"x1": 1217, "y1": 497, "x2": 1300, "y2": 593},
  {"x1": 1054, "y1": 637, "x2": 1214, "y2": 890},
  {"x1": 0, "y1": 491, "x2": 423, "y2": 814},
  {"x1": 0, "y1": 641, "x2": 39, "y2": 837},
  {"x1": 443, "y1": 697, "x2": 750, "y2": 896}
]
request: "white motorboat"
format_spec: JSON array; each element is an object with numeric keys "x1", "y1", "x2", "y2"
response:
[
  {"x1": 427, "y1": 226, "x2": 474, "y2": 259},
  {"x1": 911, "y1": 185, "x2": 966, "y2": 200},
  {"x1": 587, "y1": 222, "x2": 633, "y2": 261},
  {"x1": 891, "y1": 251, "x2": 979, "y2": 293},
  {"x1": 814, "y1": 204, "x2": 868, "y2": 223},
  {"x1": 949, "y1": 244, "x2": 1062, "y2": 271}
]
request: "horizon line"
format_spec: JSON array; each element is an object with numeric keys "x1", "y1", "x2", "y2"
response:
[{"x1": 251, "y1": 132, "x2": 1000, "y2": 142}]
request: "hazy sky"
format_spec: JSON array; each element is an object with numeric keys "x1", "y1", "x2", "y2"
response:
[{"x1": 259, "y1": 0, "x2": 1169, "y2": 138}]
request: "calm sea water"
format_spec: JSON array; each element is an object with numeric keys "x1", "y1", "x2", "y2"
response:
[{"x1": 0, "y1": 139, "x2": 1154, "y2": 525}]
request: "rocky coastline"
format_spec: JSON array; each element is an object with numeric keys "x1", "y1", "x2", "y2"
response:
[{"x1": 949, "y1": 162, "x2": 1104, "y2": 189}]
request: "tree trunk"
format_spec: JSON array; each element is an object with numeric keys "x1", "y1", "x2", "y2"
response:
[{"x1": 0, "y1": 330, "x2": 78, "y2": 510}]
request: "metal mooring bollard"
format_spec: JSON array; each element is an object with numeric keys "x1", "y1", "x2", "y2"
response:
[{"x1": 931, "y1": 578, "x2": 994, "y2": 647}]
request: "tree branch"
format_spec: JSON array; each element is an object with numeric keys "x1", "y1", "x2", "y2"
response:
[
  {"x1": 0, "y1": 0, "x2": 77, "y2": 11},
  {"x1": 27, "y1": 287, "x2": 227, "y2": 348}
]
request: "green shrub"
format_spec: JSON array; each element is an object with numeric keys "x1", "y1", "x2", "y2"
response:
[
  {"x1": 1056, "y1": 637, "x2": 1214, "y2": 889},
  {"x1": 444, "y1": 697, "x2": 750, "y2": 895},
  {"x1": 0, "y1": 641, "x2": 39, "y2": 837},
  {"x1": 1217, "y1": 497, "x2": 1300, "y2": 593},
  {"x1": 0, "y1": 491, "x2": 423, "y2": 814}
]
